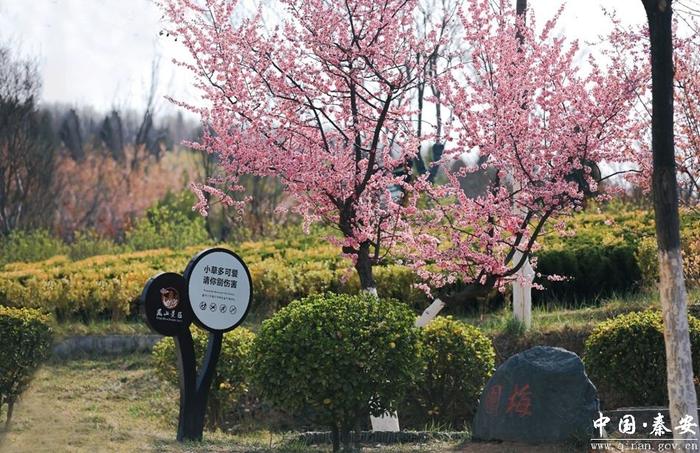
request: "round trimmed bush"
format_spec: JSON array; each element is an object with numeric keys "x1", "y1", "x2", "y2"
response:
[
  {"x1": 152, "y1": 326, "x2": 255, "y2": 429},
  {"x1": 584, "y1": 310, "x2": 700, "y2": 407},
  {"x1": 0, "y1": 306, "x2": 53, "y2": 427},
  {"x1": 406, "y1": 316, "x2": 495, "y2": 427},
  {"x1": 250, "y1": 292, "x2": 421, "y2": 450}
]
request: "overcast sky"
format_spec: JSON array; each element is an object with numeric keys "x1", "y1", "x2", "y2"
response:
[{"x1": 0, "y1": 0, "x2": 649, "y2": 117}]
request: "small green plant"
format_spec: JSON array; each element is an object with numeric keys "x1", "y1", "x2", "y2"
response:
[
  {"x1": 584, "y1": 310, "x2": 700, "y2": 407},
  {"x1": 0, "y1": 306, "x2": 53, "y2": 428},
  {"x1": 125, "y1": 193, "x2": 211, "y2": 251},
  {"x1": 502, "y1": 315, "x2": 527, "y2": 337},
  {"x1": 250, "y1": 293, "x2": 421, "y2": 452},
  {"x1": 0, "y1": 229, "x2": 68, "y2": 267},
  {"x1": 152, "y1": 326, "x2": 256, "y2": 429},
  {"x1": 68, "y1": 230, "x2": 122, "y2": 260},
  {"x1": 408, "y1": 316, "x2": 495, "y2": 427}
]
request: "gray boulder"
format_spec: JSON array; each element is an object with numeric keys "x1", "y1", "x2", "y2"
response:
[{"x1": 473, "y1": 346, "x2": 598, "y2": 443}]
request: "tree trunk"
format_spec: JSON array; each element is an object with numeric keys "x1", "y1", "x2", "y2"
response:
[
  {"x1": 340, "y1": 424, "x2": 353, "y2": 452},
  {"x1": 643, "y1": 0, "x2": 699, "y2": 449},
  {"x1": 355, "y1": 241, "x2": 377, "y2": 296},
  {"x1": 5, "y1": 399, "x2": 14, "y2": 429},
  {"x1": 331, "y1": 424, "x2": 340, "y2": 453}
]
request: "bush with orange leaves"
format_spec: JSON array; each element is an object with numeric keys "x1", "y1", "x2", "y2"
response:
[{"x1": 52, "y1": 146, "x2": 198, "y2": 239}]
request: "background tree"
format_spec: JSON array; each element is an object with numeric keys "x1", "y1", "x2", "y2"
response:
[
  {"x1": 0, "y1": 46, "x2": 56, "y2": 235},
  {"x1": 161, "y1": 0, "x2": 442, "y2": 293},
  {"x1": 674, "y1": 31, "x2": 700, "y2": 204}
]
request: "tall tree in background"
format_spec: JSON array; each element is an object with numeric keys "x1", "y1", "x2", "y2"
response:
[
  {"x1": 642, "y1": 0, "x2": 699, "y2": 448},
  {"x1": 161, "y1": 0, "x2": 441, "y2": 293},
  {"x1": 0, "y1": 46, "x2": 56, "y2": 235}
]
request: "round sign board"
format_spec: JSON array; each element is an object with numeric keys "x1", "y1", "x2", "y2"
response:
[
  {"x1": 184, "y1": 248, "x2": 253, "y2": 333},
  {"x1": 141, "y1": 272, "x2": 193, "y2": 336}
]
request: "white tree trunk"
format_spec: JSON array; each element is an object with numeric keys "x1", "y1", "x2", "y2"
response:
[
  {"x1": 659, "y1": 248, "x2": 699, "y2": 450},
  {"x1": 512, "y1": 251, "x2": 534, "y2": 330}
]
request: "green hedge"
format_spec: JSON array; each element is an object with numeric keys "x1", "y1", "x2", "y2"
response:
[
  {"x1": 2, "y1": 206, "x2": 700, "y2": 318},
  {"x1": 534, "y1": 206, "x2": 700, "y2": 305},
  {"x1": 250, "y1": 293, "x2": 421, "y2": 450},
  {"x1": 152, "y1": 326, "x2": 256, "y2": 429},
  {"x1": 0, "y1": 240, "x2": 429, "y2": 320},
  {"x1": 534, "y1": 242, "x2": 641, "y2": 303},
  {"x1": 0, "y1": 306, "x2": 53, "y2": 427},
  {"x1": 583, "y1": 311, "x2": 700, "y2": 408},
  {"x1": 404, "y1": 316, "x2": 495, "y2": 428}
]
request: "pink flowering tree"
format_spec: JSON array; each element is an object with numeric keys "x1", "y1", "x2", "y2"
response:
[
  {"x1": 400, "y1": 0, "x2": 641, "y2": 303},
  {"x1": 675, "y1": 30, "x2": 700, "y2": 204},
  {"x1": 607, "y1": 17, "x2": 700, "y2": 204},
  {"x1": 160, "y1": 0, "x2": 442, "y2": 293}
]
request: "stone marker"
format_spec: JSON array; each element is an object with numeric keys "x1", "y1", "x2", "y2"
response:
[{"x1": 473, "y1": 346, "x2": 598, "y2": 444}]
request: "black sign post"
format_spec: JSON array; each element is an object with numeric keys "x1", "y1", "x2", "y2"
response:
[{"x1": 140, "y1": 248, "x2": 253, "y2": 442}]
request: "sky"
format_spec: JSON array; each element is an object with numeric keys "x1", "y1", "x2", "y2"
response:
[{"x1": 0, "y1": 0, "x2": 649, "y2": 118}]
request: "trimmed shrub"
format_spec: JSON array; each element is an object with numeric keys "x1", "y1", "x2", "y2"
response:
[
  {"x1": 583, "y1": 311, "x2": 700, "y2": 408},
  {"x1": 636, "y1": 231, "x2": 700, "y2": 290},
  {"x1": 152, "y1": 326, "x2": 256, "y2": 430},
  {"x1": 250, "y1": 293, "x2": 421, "y2": 451},
  {"x1": 0, "y1": 306, "x2": 53, "y2": 427},
  {"x1": 0, "y1": 243, "x2": 429, "y2": 320},
  {"x1": 535, "y1": 242, "x2": 641, "y2": 304},
  {"x1": 534, "y1": 206, "x2": 700, "y2": 303},
  {"x1": 406, "y1": 316, "x2": 495, "y2": 428}
]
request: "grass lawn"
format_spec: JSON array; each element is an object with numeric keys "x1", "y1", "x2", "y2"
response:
[
  {"x1": 0, "y1": 354, "x2": 458, "y2": 452},
  {"x1": 460, "y1": 290, "x2": 664, "y2": 336},
  {"x1": 2, "y1": 290, "x2": 675, "y2": 452},
  {"x1": 0, "y1": 354, "x2": 588, "y2": 453},
  {"x1": 51, "y1": 288, "x2": 673, "y2": 341},
  {"x1": 51, "y1": 320, "x2": 152, "y2": 339}
]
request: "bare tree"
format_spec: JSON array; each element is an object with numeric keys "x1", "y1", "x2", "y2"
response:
[
  {"x1": 641, "y1": 0, "x2": 699, "y2": 450},
  {"x1": 413, "y1": 0, "x2": 459, "y2": 183},
  {"x1": 0, "y1": 45, "x2": 55, "y2": 235}
]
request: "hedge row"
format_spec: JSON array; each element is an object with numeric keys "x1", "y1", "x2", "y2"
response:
[
  {"x1": 534, "y1": 206, "x2": 700, "y2": 304},
  {"x1": 584, "y1": 310, "x2": 700, "y2": 409},
  {"x1": 0, "y1": 241, "x2": 429, "y2": 320},
  {"x1": 2, "y1": 206, "x2": 700, "y2": 318}
]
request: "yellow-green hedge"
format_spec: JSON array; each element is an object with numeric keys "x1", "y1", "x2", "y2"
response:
[{"x1": 0, "y1": 241, "x2": 429, "y2": 320}]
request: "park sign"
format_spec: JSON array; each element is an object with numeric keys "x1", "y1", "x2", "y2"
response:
[
  {"x1": 142, "y1": 272, "x2": 193, "y2": 337},
  {"x1": 184, "y1": 248, "x2": 252, "y2": 332},
  {"x1": 140, "y1": 247, "x2": 253, "y2": 442}
]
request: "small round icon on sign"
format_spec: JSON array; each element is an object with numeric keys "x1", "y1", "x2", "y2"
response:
[
  {"x1": 219, "y1": 304, "x2": 227, "y2": 313},
  {"x1": 199, "y1": 301, "x2": 207, "y2": 311},
  {"x1": 229, "y1": 305, "x2": 237, "y2": 314},
  {"x1": 209, "y1": 302, "x2": 217, "y2": 312},
  {"x1": 160, "y1": 287, "x2": 179, "y2": 309}
]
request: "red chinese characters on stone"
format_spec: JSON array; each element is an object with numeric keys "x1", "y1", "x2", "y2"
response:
[
  {"x1": 506, "y1": 383, "x2": 532, "y2": 417},
  {"x1": 484, "y1": 384, "x2": 503, "y2": 416}
]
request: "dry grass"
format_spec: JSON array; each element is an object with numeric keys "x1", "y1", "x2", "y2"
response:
[{"x1": 0, "y1": 354, "x2": 462, "y2": 452}]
